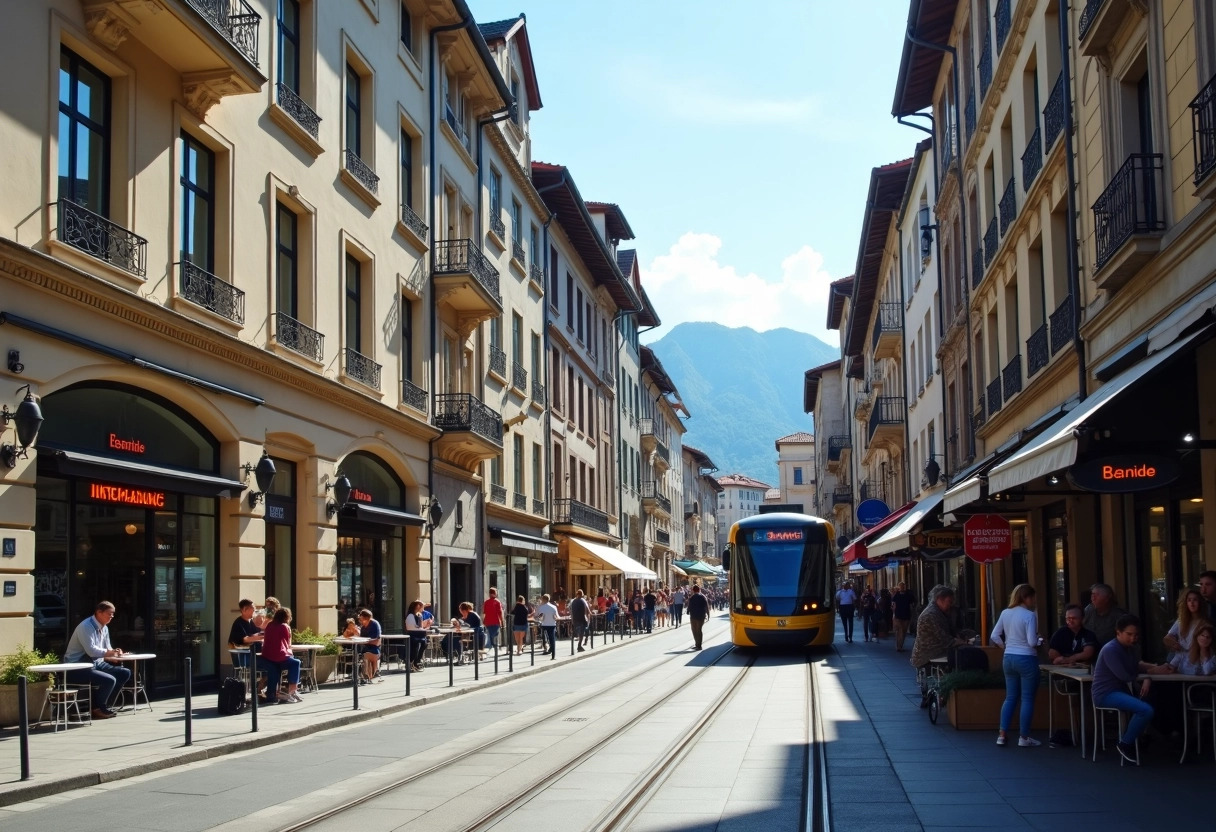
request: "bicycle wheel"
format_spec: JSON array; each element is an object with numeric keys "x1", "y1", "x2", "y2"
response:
[{"x1": 928, "y1": 691, "x2": 940, "y2": 724}]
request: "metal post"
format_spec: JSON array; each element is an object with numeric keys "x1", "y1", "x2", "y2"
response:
[
  {"x1": 530, "y1": 623, "x2": 535, "y2": 667},
  {"x1": 448, "y1": 634, "x2": 455, "y2": 687},
  {"x1": 351, "y1": 644, "x2": 360, "y2": 710},
  {"x1": 404, "y1": 647, "x2": 411, "y2": 696},
  {"x1": 250, "y1": 643, "x2": 259, "y2": 733},
  {"x1": 183, "y1": 657, "x2": 192, "y2": 747},
  {"x1": 493, "y1": 636, "x2": 499, "y2": 674},
  {"x1": 552, "y1": 626, "x2": 557, "y2": 661},
  {"x1": 18, "y1": 675, "x2": 29, "y2": 781},
  {"x1": 590, "y1": 619, "x2": 595, "y2": 650},
  {"x1": 570, "y1": 624, "x2": 575, "y2": 656},
  {"x1": 474, "y1": 626, "x2": 480, "y2": 681},
  {"x1": 508, "y1": 634, "x2": 513, "y2": 672}
]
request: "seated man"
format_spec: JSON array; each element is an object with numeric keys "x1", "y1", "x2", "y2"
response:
[
  {"x1": 1048, "y1": 603, "x2": 1097, "y2": 665},
  {"x1": 227, "y1": 598, "x2": 265, "y2": 695},
  {"x1": 909, "y1": 586, "x2": 970, "y2": 701},
  {"x1": 357, "y1": 608, "x2": 382, "y2": 683},
  {"x1": 443, "y1": 602, "x2": 483, "y2": 660},
  {"x1": 63, "y1": 600, "x2": 132, "y2": 720}
]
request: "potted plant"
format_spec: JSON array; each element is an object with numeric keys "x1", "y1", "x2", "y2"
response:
[
  {"x1": 939, "y1": 668, "x2": 1050, "y2": 731},
  {"x1": 0, "y1": 645, "x2": 59, "y2": 727},
  {"x1": 295, "y1": 628, "x2": 340, "y2": 684}
]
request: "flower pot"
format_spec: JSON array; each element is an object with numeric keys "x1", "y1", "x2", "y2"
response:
[
  {"x1": 946, "y1": 686, "x2": 1051, "y2": 731},
  {"x1": 0, "y1": 680, "x2": 52, "y2": 728},
  {"x1": 314, "y1": 653, "x2": 337, "y2": 685}
]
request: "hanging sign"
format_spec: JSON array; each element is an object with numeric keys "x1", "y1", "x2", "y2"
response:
[
  {"x1": 1068, "y1": 454, "x2": 1180, "y2": 494},
  {"x1": 964, "y1": 514, "x2": 1012, "y2": 563},
  {"x1": 856, "y1": 499, "x2": 890, "y2": 528}
]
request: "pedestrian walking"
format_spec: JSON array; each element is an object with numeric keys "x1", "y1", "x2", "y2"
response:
[
  {"x1": 535, "y1": 593, "x2": 559, "y2": 655},
  {"x1": 482, "y1": 587, "x2": 504, "y2": 652},
  {"x1": 629, "y1": 589, "x2": 645, "y2": 632},
  {"x1": 686, "y1": 584, "x2": 710, "y2": 650},
  {"x1": 860, "y1": 585, "x2": 877, "y2": 642},
  {"x1": 671, "y1": 586, "x2": 686, "y2": 627},
  {"x1": 876, "y1": 588, "x2": 892, "y2": 641},
  {"x1": 511, "y1": 595, "x2": 531, "y2": 655},
  {"x1": 835, "y1": 582, "x2": 857, "y2": 643},
  {"x1": 891, "y1": 582, "x2": 913, "y2": 652},
  {"x1": 643, "y1": 586, "x2": 657, "y2": 633},
  {"x1": 990, "y1": 584, "x2": 1041, "y2": 747},
  {"x1": 570, "y1": 589, "x2": 591, "y2": 651}
]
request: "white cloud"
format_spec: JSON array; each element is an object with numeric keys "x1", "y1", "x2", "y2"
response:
[{"x1": 640, "y1": 233, "x2": 839, "y2": 344}]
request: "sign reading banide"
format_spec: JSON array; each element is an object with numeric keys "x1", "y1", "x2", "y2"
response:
[{"x1": 1068, "y1": 454, "x2": 1180, "y2": 494}]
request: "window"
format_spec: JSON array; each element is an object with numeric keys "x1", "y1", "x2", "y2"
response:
[
  {"x1": 530, "y1": 226, "x2": 540, "y2": 268},
  {"x1": 58, "y1": 47, "x2": 110, "y2": 215},
  {"x1": 566, "y1": 273, "x2": 574, "y2": 322},
  {"x1": 276, "y1": 202, "x2": 298, "y2": 318},
  {"x1": 278, "y1": 0, "x2": 301, "y2": 93},
  {"x1": 489, "y1": 168, "x2": 502, "y2": 232},
  {"x1": 401, "y1": 295, "x2": 414, "y2": 382},
  {"x1": 510, "y1": 75, "x2": 522, "y2": 126},
  {"x1": 345, "y1": 63, "x2": 362, "y2": 158},
  {"x1": 550, "y1": 348, "x2": 561, "y2": 410},
  {"x1": 399, "y1": 2, "x2": 413, "y2": 53},
  {"x1": 489, "y1": 315, "x2": 502, "y2": 350},
  {"x1": 794, "y1": 467, "x2": 803, "y2": 485},
  {"x1": 490, "y1": 455, "x2": 502, "y2": 487},
  {"x1": 345, "y1": 253, "x2": 363, "y2": 354},
  {"x1": 550, "y1": 246, "x2": 559, "y2": 300},
  {"x1": 532, "y1": 443, "x2": 542, "y2": 499},
  {"x1": 576, "y1": 288, "x2": 584, "y2": 342},
  {"x1": 512, "y1": 312, "x2": 523, "y2": 367},
  {"x1": 180, "y1": 133, "x2": 215, "y2": 272},
  {"x1": 511, "y1": 198, "x2": 521, "y2": 245},
  {"x1": 399, "y1": 129, "x2": 413, "y2": 208}
]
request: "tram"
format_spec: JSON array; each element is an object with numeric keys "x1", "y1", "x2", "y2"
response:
[{"x1": 723, "y1": 512, "x2": 836, "y2": 648}]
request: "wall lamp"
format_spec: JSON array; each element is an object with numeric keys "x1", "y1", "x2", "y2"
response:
[
  {"x1": 920, "y1": 222, "x2": 939, "y2": 260},
  {"x1": 325, "y1": 472, "x2": 352, "y2": 519},
  {"x1": 923, "y1": 454, "x2": 947, "y2": 487},
  {"x1": 1, "y1": 384, "x2": 43, "y2": 469},
  {"x1": 427, "y1": 497, "x2": 444, "y2": 531},
  {"x1": 240, "y1": 449, "x2": 277, "y2": 507}
]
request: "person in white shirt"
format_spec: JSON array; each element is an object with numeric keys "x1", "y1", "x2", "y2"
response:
[
  {"x1": 63, "y1": 600, "x2": 131, "y2": 720},
  {"x1": 835, "y1": 582, "x2": 857, "y2": 643},
  {"x1": 534, "y1": 593, "x2": 559, "y2": 655},
  {"x1": 671, "y1": 587, "x2": 686, "y2": 627},
  {"x1": 990, "y1": 584, "x2": 1042, "y2": 748}
]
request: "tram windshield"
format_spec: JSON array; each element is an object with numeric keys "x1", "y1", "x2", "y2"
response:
[{"x1": 732, "y1": 524, "x2": 831, "y2": 616}]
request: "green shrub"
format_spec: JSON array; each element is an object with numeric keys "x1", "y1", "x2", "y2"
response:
[
  {"x1": 936, "y1": 669, "x2": 1007, "y2": 705},
  {"x1": 0, "y1": 645, "x2": 61, "y2": 686},
  {"x1": 294, "y1": 628, "x2": 340, "y2": 656}
]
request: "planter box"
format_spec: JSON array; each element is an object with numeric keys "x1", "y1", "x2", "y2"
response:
[
  {"x1": 0, "y1": 681, "x2": 51, "y2": 728},
  {"x1": 314, "y1": 653, "x2": 337, "y2": 685},
  {"x1": 947, "y1": 686, "x2": 1051, "y2": 731}
]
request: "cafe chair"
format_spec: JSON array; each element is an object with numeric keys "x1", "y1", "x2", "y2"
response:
[
  {"x1": 1092, "y1": 698, "x2": 1140, "y2": 766},
  {"x1": 229, "y1": 650, "x2": 253, "y2": 692},
  {"x1": 296, "y1": 651, "x2": 317, "y2": 694},
  {"x1": 1184, "y1": 683, "x2": 1216, "y2": 762},
  {"x1": 1052, "y1": 676, "x2": 1081, "y2": 746},
  {"x1": 47, "y1": 685, "x2": 90, "y2": 730}
]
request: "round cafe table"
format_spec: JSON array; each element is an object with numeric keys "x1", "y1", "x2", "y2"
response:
[
  {"x1": 27, "y1": 663, "x2": 93, "y2": 730},
  {"x1": 289, "y1": 644, "x2": 322, "y2": 692},
  {"x1": 333, "y1": 637, "x2": 370, "y2": 683},
  {"x1": 111, "y1": 653, "x2": 156, "y2": 713}
]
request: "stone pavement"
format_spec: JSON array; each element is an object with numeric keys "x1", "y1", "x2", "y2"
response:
[{"x1": 821, "y1": 635, "x2": 1216, "y2": 831}]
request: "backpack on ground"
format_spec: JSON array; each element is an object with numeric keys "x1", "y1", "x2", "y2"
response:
[{"x1": 218, "y1": 677, "x2": 247, "y2": 715}]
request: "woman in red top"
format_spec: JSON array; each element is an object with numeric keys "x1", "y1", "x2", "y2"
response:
[{"x1": 259, "y1": 607, "x2": 302, "y2": 703}]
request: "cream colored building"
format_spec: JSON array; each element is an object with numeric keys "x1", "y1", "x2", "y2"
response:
[
  {"x1": 640, "y1": 345, "x2": 686, "y2": 587},
  {"x1": 773, "y1": 432, "x2": 816, "y2": 513},
  {"x1": 714, "y1": 473, "x2": 772, "y2": 554},
  {"x1": 681, "y1": 444, "x2": 721, "y2": 563}
]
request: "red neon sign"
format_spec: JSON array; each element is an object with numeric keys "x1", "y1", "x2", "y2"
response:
[
  {"x1": 350, "y1": 488, "x2": 373, "y2": 503},
  {"x1": 763, "y1": 530, "x2": 804, "y2": 542},
  {"x1": 108, "y1": 433, "x2": 146, "y2": 454},
  {"x1": 89, "y1": 483, "x2": 166, "y2": 508}
]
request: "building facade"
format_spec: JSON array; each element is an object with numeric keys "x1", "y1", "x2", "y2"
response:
[
  {"x1": 773, "y1": 432, "x2": 817, "y2": 513},
  {"x1": 714, "y1": 473, "x2": 773, "y2": 554}
]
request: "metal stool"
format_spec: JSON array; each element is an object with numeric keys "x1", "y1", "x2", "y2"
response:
[{"x1": 1092, "y1": 703, "x2": 1140, "y2": 765}]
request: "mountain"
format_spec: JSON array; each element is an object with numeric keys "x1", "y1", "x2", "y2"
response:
[{"x1": 645, "y1": 323, "x2": 839, "y2": 484}]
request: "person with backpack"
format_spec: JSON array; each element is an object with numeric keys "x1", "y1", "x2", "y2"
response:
[{"x1": 570, "y1": 589, "x2": 592, "y2": 652}]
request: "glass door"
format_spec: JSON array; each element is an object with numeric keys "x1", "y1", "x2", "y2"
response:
[
  {"x1": 153, "y1": 510, "x2": 181, "y2": 687},
  {"x1": 337, "y1": 535, "x2": 384, "y2": 632}
]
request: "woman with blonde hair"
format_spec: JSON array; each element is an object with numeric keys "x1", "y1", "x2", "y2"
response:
[
  {"x1": 990, "y1": 584, "x2": 1041, "y2": 747},
  {"x1": 1171, "y1": 622, "x2": 1216, "y2": 676},
  {"x1": 1163, "y1": 588, "x2": 1208, "y2": 658}
]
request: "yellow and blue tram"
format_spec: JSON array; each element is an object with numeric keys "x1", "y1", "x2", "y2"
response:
[{"x1": 723, "y1": 512, "x2": 836, "y2": 648}]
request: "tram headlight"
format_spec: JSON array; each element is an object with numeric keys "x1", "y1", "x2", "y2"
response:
[{"x1": 810, "y1": 602, "x2": 818, "y2": 610}]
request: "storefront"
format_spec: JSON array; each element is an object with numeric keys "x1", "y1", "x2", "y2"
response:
[
  {"x1": 31, "y1": 382, "x2": 242, "y2": 693},
  {"x1": 563, "y1": 536, "x2": 657, "y2": 596},
  {"x1": 487, "y1": 527, "x2": 554, "y2": 604}
]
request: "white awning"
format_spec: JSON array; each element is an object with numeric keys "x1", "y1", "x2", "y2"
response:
[
  {"x1": 567, "y1": 537, "x2": 657, "y2": 580},
  {"x1": 490, "y1": 527, "x2": 559, "y2": 553},
  {"x1": 988, "y1": 328, "x2": 1207, "y2": 494},
  {"x1": 867, "y1": 489, "x2": 946, "y2": 558},
  {"x1": 943, "y1": 476, "x2": 984, "y2": 514},
  {"x1": 1147, "y1": 281, "x2": 1216, "y2": 353}
]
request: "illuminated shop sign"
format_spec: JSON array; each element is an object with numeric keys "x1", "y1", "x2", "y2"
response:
[
  {"x1": 108, "y1": 433, "x2": 146, "y2": 454},
  {"x1": 752, "y1": 529, "x2": 805, "y2": 544},
  {"x1": 350, "y1": 488, "x2": 373, "y2": 503},
  {"x1": 89, "y1": 482, "x2": 166, "y2": 507},
  {"x1": 1068, "y1": 454, "x2": 1181, "y2": 494}
]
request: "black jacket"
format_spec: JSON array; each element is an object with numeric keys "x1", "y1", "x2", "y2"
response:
[{"x1": 686, "y1": 593, "x2": 710, "y2": 620}]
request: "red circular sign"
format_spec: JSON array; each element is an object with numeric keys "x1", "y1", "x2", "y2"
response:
[{"x1": 963, "y1": 514, "x2": 1013, "y2": 563}]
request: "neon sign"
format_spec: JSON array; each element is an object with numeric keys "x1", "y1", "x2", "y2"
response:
[
  {"x1": 89, "y1": 483, "x2": 166, "y2": 507},
  {"x1": 350, "y1": 488, "x2": 373, "y2": 503},
  {"x1": 1068, "y1": 454, "x2": 1180, "y2": 494},
  {"x1": 108, "y1": 433, "x2": 146, "y2": 454}
]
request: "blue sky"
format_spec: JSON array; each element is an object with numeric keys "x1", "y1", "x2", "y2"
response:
[{"x1": 472, "y1": 0, "x2": 919, "y2": 344}]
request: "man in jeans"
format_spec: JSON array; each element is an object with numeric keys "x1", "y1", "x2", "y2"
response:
[
  {"x1": 1091, "y1": 614, "x2": 1175, "y2": 764},
  {"x1": 534, "y1": 593, "x2": 559, "y2": 655},
  {"x1": 482, "y1": 587, "x2": 504, "y2": 653},
  {"x1": 890, "y1": 582, "x2": 913, "y2": 652},
  {"x1": 671, "y1": 586, "x2": 686, "y2": 627},
  {"x1": 643, "y1": 586, "x2": 657, "y2": 633},
  {"x1": 63, "y1": 600, "x2": 131, "y2": 720},
  {"x1": 570, "y1": 589, "x2": 591, "y2": 652},
  {"x1": 686, "y1": 585, "x2": 710, "y2": 650}
]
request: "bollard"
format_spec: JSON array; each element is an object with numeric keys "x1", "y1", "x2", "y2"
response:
[
  {"x1": 493, "y1": 638, "x2": 499, "y2": 675},
  {"x1": 551, "y1": 626, "x2": 557, "y2": 661},
  {"x1": 351, "y1": 644, "x2": 360, "y2": 710},
  {"x1": 184, "y1": 657, "x2": 192, "y2": 747},
  {"x1": 474, "y1": 626, "x2": 480, "y2": 681},
  {"x1": 570, "y1": 626, "x2": 575, "y2": 656},
  {"x1": 18, "y1": 675, "x2": 29, "y2": 781},
  {"x1": 590, "y1": 620, "x2": 595, "y2": 650},
  {"x1": 508, "y1": 635, "x2": 513, "y2": 673},
  {"x1": 448, "y1": 634, "x2": 455, "y2": 687},
  {"x1": 404, "y1": 648, "x2": 411, "y2": 697},
  {"x1": 250, "y1": 643, "x2": 259, "y2": 733}
]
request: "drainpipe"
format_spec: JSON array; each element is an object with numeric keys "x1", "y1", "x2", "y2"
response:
[{"x1": 1058, "y1": 4, "x2": 1087, "y2": 400}]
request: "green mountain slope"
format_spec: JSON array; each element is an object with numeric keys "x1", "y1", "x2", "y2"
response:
[{"x1": 646, "y1": 323, "x2": 839, "y2": 483}]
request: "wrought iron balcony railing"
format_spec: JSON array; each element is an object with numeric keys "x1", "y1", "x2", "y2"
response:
[
  {"x1": 512, "y1": 240, "x2": 526, "y2": 264},
  {"x1": 1050, "y1": 295, "x2": 1073, "y2": 355},
  {"x1": 1002, "y1": 354, "x2": 1022, "y2": 400},
  {"x1": 642, "y1": 481, "x2": 671, "y2": 515},
  {"x1": 979, "y1": 36, "x2": 993, "y2": 101},
  {"x1": 832, "y1": 486, "x2": 853, "y2": 505},
  {"x1": 972, "y1": 245, "x2": 985, "y2": 290},
  {"x1": 640, "y1": 418, "x2": 655, "y2": 438},
  {"x1": 513, "y1": 491, "x2": 527, "y2": 511},
  {"x1": 274, "y1": 312, "x2": 324, "y2": 361},
  {"x1": 489, "y1": 213, "x2": 505, "y2": 240},
  {"x1": 999, "y1": 176, "x2": 1017, "y2": 235},
  {"x1": 552, "y1": 498, "x2": 610, "y2": 534},
  {"x1": 511, "y1": 361, "x2": 528, "y2": 391},
  {"x1": 1026, "y1": 323, "x2": 1049, "y2": 377},
  {"x1": 400, "y1": 203, "x2": 428, "y2": 241},
  {"x1": 1190, "y1": 73, "x2": 1216, "y2": 186},
  {"x1": 490, "y1": 484, "x2": 507, "y2": 505},
  {"x1": 974, "y1": 392, "x2": 987, "y2": 430},
  {"x1": 343, "y1": 149, "x2": 379, "y2": 195},
  {"x1": 57, "y1": 200, "x2": 147, "y2": 276},
  {"x1": 986, "y1": 375, "x2": 1003, "y2": 417},
  {"x1": 444, "y1": 105, "x2": 467, "y2": 148},
  {"x1": 827, "y1": 435, "x2": 851, "y2": 461},
  {"x1": 995, "y1": 0, "x2": 1011, "y2": 54},
  {"x1": 433, "y1": 393, "x2": 503, "y2": 445},
  {"x1": 532, "y1": 498, "x2": 546, "y2": 517},
  {"x1": 1079, "y1": 0, "x2": 1106, "y2": 40},
  {"x1": 1093, "y1": 154, "x2": 1165, "y2": 270},
  {"x1": 531, "y1": 379, "x2": 546, "y2": 405},
  {"x1": 432, "y1": 239, "x2": 501, "y2": 303},
  {"x1": 276, "y1": 83, "x2": 320, "y2": 139},
  {"x1": 343, "y1": 347, "x2": 381, "y2": 389},
  {"x1": 965, "y1": 88, "x2": 977, "y2": 144},
  {"x1": 1044, "y1": 72, "x2": 1065, "y2": 151},
  {"x1": 867, "y1": 396, "x2": 906, "y2": 444},
  {"x1": 180, "y1": 261, "x2": 244, "y2": 323},
  {"x1": 489, "y1": 344, "x2": 506, "y2": 377},
  {"x1": 401, "y1": 378, "x2": 427, "y2": 412},
  {"x1": 529, "y1": 262, "x2": 544, "y2": 284},
  {"x1": 186, "y1": 0, "x2": 260, "y2": 66},
  {"x1": 1022, "y1": 127, "x2": 1042, "y2": 191},
  {"x1": 655, "y1": 439, "x2": 671, "y2": 465},
  {"x1": 983, "y1": 216, "x2": 998, "y2": 268},
  {"x1": 940, "y1": 123, "x2": 955, "y2": 172},
  {"x1": 871, "y1": 301, "x2": 903, "y2": 349}
]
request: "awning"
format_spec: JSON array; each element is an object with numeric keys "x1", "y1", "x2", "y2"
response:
[
  {"x1": 867, "y1": 489, "x2": 947, "y2": 558},
  {"x1": 671, "y1": 564, "x2": 688, "y2": 577},
  {"x1": 568, "y1": 536, "x2": 657, "y2": 580},
  {"x1": 42, "y1": 448, "x2": 246, "y2": 499},
  {"x1": 988, "y1": 327, "x2": 1208, "y2": 494},
  {"x1": 842, "y1": 502, "x2": 914, "y2": 563},
  {"x1": 490, "y1": 527, "x2": 559, "y2": 553},
  {"x1": 1147, "y1": 281, "x2": 1216, "y2": 353},
  {"x1": 673, "y1": 559, "x2": 717, "y2": 577},
  {"x1": 943, "y1": 476, "x2": 984, "y2": 514},
  {"x1": 340, "y1": 503, "x2": 426, "y2": 527}
]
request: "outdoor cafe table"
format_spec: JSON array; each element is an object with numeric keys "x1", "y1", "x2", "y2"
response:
[
  {"x1": 377, "y1": 633, "x2": 409, "y2": 669},
  {"x1": 289, "y1": 644, "x2": 321, "y2": 692},
  {"x1": 27, "y1": 662, "x2": 93, "y2": 731},
  {"x1": 111, "y1": 652, "x2": 156, "y2": 713},
  {"x1": 333, "y1": 636, "x2": 370, "y2": 683},
  {"x1": 1041, "y1": 664, "x2": 1091, "y2": 759}
]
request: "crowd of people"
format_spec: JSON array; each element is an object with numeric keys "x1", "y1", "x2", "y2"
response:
[{"x1": 833, "y1": 581, "x2": 915, "y2": 649}]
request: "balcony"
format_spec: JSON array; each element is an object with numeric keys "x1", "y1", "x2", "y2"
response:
[
  {"x1": 273, "y1": 312, "x2": 323, "y2": 362},
  {"x1": 1049, "y1": 295, "x2": 1073, "y2": 356},
  {"x1": 986, "y1": 376, "x2": 1003, "y2": 418},
  {"x1": 489, "y1": 213, "x2": 506, "y2": 241},
  {"x1": 552, "y1": 498, "x2": 610, "y2": 535},
  {"x1": 529, "y1": 262, "x2": 544, "y2": 286},
  {"x1": 432, "y1": 239, "x2": 502, "y2": 327},
  {"x1": 832, "y1": 486, "x2": 854, "y2": 508},
  {"x1": 444, "y1": 105, "x2": 469, "y2": 152},
  {"x1": 400, "y1": 203, "x2": 428, "y2": 243},
  {"x1": 972, "y1": 246, "x2": 984, "y2": 290},
  {"x1": 965, "y1": 88, "x2": 977, "y2": 144},
  {"x1": 1079, "y1": 0, "x2": 1143, "y2": 57},
  {"x1": 826, "y1": 435, "x2": 850, "y2": 472},
  {"x1": 642, "y1": 481, "x2": 671, "y2": 518},
  {"x1": 983, "y1": 217, "x2": 998, "y2": 269},
  {"x1": 83, "y1": 0, "x2": 263, "y2": 118},
  {"x1": 513, "y1": 492, "x2": 527, "y2": 512},
  {"x1": 275, "y1": 83, "x2": 321, "y2": 140},
  {"x1": 859, "y1": 480, "x2": 885, "y2": 504},
  {"x1": 871, "y1": 302, "x2": 903, "y2": 360},
  {"x1": 512, "y1": 240, "x2": 526, "y2": 265},
  {"x1": 1092, "y1": 154, "x2": 1165, "y2": 290},
  {"x1": 978, "y1": 36, "x2": 993, "y2": 102},
  {"x1": 1002, "y1": 354, "x2": 1022, "y2": 401},
  {"x1": 654, "y1": 438, "x2": 671, "y2": 474},
  {"x1": 343, "y1": 347, "x2": 381, "y2": 390},
  {"x1": 995, "y1": 0, "x2": 1011, "y2": 54},
  {"x1": 1026, "y1": 323, "x2": 1049, "y2": 378},
  {"x1": 531, "y1": 379, "x2": 546, "y2": 406},
  {"x1": 1043, "y1": 72, "x2": 1065, "y2": 152},
  {"x1": 998, "y1": 176, "x2": 1017, "y2": 236},
  {"x1": 1191, "y1": 73, "x2": 1216, "y2": 190},
  {"x1": 489, "y1": 345, "x2": 506, "y2": 378},
  {"x1": 511, "y1": 361, "x2": 528, "y2": 391},
  {"x1": 401, "y1": 379, "x2": 427, "y2": 412},
  {"x1": 640, "y1": 418, "x2": 657, "y2": 453},
  {"x1": 940, "y1": 123, "x2": 955, "y2": 172},
  {"x1": 1022, "y1": 127, "x2": 1042, "y2": 192},
  {"x1": 342, "y1": 149, "x2": 379, "y2": 198},
  {"x1": 56, "y1": 200, "x2": 147, "y2": 277},
  {"x1": 490, "y1": 484, "x2": 507, "y2": 505},
  {"x1": 532, "y1": 498, "x2": 546, "y2": 517},
  {"x1": 433, "y1": 392, "x2": 503, "y2": 469},
  {"x1": 867, "y1": 396, "x2": 906, "y2": 447},
  {"x1": 176, "y1": 261, "x2": 242, "y2": 324}
]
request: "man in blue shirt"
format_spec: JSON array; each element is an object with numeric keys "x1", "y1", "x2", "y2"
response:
[
  {"x1": 357, "y1": 609, "x2": 382, "y2": 683},
  {"x1": 63, "y1": 600, "x2": 131, "y2": 719}
]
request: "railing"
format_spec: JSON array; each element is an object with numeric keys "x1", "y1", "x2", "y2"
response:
[
  {"x1": 1079, "y1": 0, "x2": 1106, "y2": 41},
  {"x1": 1044, "y1": 72, "x2": 1065, "y2": 151},
  {"x1": 444, "y1": 105, "x2": 467, "y2": 148},
  {"x1": 827, "y1": 435, "x2": 851, "y2": 461},
  {"x1": 972, "y1": 245, "x2": 985, "y2": 290},
  {"x1": 1022, "y1": 127, "x2": 1042, "y2": 191},
  {"x1": 832, "y1": 486, "x2": 853, "y2": 505},
  {"x1": 432, "y1": 239, "x2": 502, "y2": 304},
  {"x1": 513, "y1": 491, "x2": 527, "y2": 511},
  {"x1": 655, "y1": 439, "x2": 671, "y2": 465},
  {"x1": 642, "y1": 481, "x2": 672, "y2": 515},
  {"x1": 871, "y1": 301, "x2": 903, "y2": 349},
  {"x1": 640, "y1": 418, "x2": 655, "y2": 438},
  {"x1": 401, "y1": 379, "x2": 427, "y2": 412},
  {"x1": 867, "y1": 396, "x2": 906, "y2": 444},
  {"x1": 1190, "y1": 73, "x2": 1216, "y2": 186},
  {"x1": 946, "y1": 430, "x2": 960, "y2": 473},
  {"x1": 489, "y1": 345, "x2": 506, "y2": 377},
  {"x1": 597, "y1": 364, "x2": 613, "y2": 388},
  {"x1": 180, "y1": 261, "x2": 244, "y2": 323},
  {"x1": 400, "y1": 203, "x2": 428, "y2": 241},
  {"x1": 998, "y1": 176, "x2": 1017, "y2": 235},
  {"x1": 532, "y1": 498, "x2": 546, "y2": 517},
  {"x1": 859, "y1": 480, "x2": 883, "y2": 503},
  {"x1": 940, "y1": 123, "x2": 955, "y2": 172},
  {"x1": 186, "y1": 0, "x2": 260, "y2": 66},
  {"x1": 276, "y1": 82, "x2": 320, "y2": 139},
  {"x1": 1093, "y1": 154, "x2": 1165, "y2": 271},
  {"x1": 983, "y1": 217, "x2": 998, "y2": 268},
  {"x1": 343, "y1": 149, "x2": 379, "y2": 195},
  {"x1": 1002, "y1": 354, "x2": 1022, "y2": 400},
  {"x1": 343, "y1": 347, "x2": 381, "y2": 389},
  {"x1": 512, "y1": 240, "x2": 526, "y2": 264},
  {"x1": 995, "y1": 0, "x2": 1011, "y2": 54},
  {"x1": 1049, "y1": 295, "x2": 1073, "y2": 355},
  {"x1": 685, "y1": 502, "x2": 697, "y2": 516},
  {"x1": 433, "y1": 393, "x2": 503, "y2": 445},
  {"x1": 1026, "y1": 323, "x2": 1049, "y2": 377},
  {"x1": 531, "y1": 379, "x2": 546, "y2": 405},
  {"x1": 529, "y1": 262, "x2": 544, "y2": 284},
  {"x1": 655, "y1": 529, "x2": 670, "y2": 547},
  {"x1": 965, "y1": 88, "x2": 977, "y2": 144},
  {"x1": 552, "y1": 498, "x2": 610, "y2": 534},
  {"x1": 986, "y1": 375, "x2": 1003, "y2": 417},
  {"x1": 511, "y1": 361, "x2": 528, "y2": 391},
  {"x1": 489, "y1": 213, "x2": 505, "y2": 240},
  {"x1": 57, "y1": 200, "x2": 147, "y2": 276},
  {"x1": 974, "y1": 392, "x2": 987, "y2": 430},
  {"x1": 979, "y1": 36, "x2": 993, "y2": 102},
  {"x1": 490, "y1": 484, "x2": 507, "y2": 504},
  {"x1": 274, "y1": 312, "x2": 324, "y2": 361}
]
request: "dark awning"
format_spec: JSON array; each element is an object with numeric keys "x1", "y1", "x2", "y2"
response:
[
  {"x1": 340, "y1": 503, "x2": 426, "y2": 527},
  {"x1": 43, "y1": 448, "x2": 246, "y2": 499},
  {"x1": 490, "y1": 527, "x2": 559, "y2": 553}
]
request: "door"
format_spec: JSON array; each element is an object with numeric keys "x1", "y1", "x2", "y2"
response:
[
  {"x1": 1044, "y1": 509, "x2": 1068, "y2": 630},
  {"x1": 337, "y1": 536, "x2": 385, "y2": 631}
]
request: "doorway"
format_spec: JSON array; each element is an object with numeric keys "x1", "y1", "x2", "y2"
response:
[{"x1": 337, "y1": 535, "x2": 385, "y2": 631}]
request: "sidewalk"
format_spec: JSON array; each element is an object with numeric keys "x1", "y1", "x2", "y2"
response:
[
  {"x1": 0, "y1": 624, "x2": 661, "y2": 806},
  {"x1": 821, "y1": 635, "x2": 1215, "y2": 831}
]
